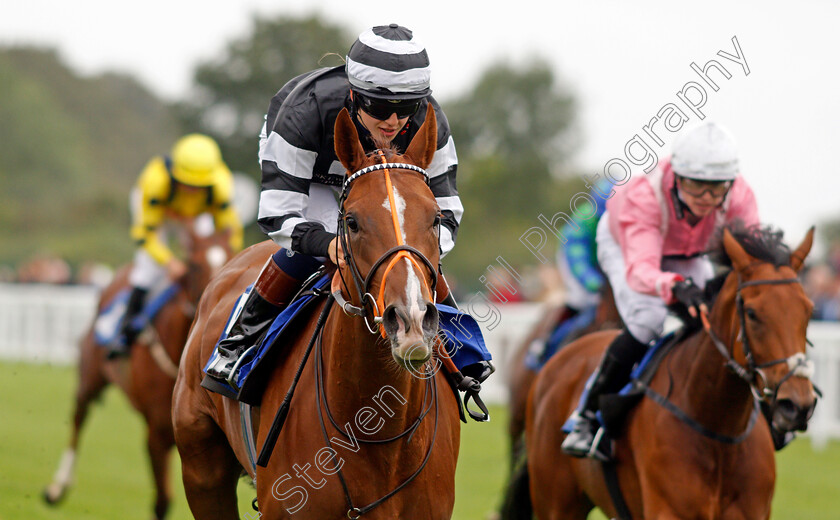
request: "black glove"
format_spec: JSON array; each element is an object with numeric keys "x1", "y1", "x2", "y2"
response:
[{"x1": 671, "y1": 279, "x2": 705, "y2": 317}]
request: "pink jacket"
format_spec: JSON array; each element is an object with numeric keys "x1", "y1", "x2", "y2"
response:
[{"x1": 606, "y1": 157, "x2": 759, "y2": 303}]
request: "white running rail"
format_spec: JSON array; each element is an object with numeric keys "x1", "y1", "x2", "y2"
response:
[{"x1": 1, "y1": 287, "x2": 838, "y2": 448}]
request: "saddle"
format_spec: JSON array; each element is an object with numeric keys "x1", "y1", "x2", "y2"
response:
[
  {"x1": 93, "y1": 281, "x2": 179, "y2": 348},
  {"x1": 201, "y1": 272, "x2": 492, "y2": 417}
]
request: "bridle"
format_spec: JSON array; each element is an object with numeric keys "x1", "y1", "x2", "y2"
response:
[
  {"x1": 642, "y1": 270, "x2": 817, "y2": 445},
  {"x1": 703, "y1": 273, "x2": 818, "y2": 405},
  {"x1": 252, "y1": 159, "x2": 451, "y2": 519},
  {"x1": 332, "y1": 152, "x2": 441, "y2": 336}
]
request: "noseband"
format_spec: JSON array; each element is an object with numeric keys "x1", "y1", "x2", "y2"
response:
[
  {"x1": 333, "y1": 153, "x2": 440, "y2": 336},
  {"x1": 704, "y1": 274, "x2": 817, "y2": 404}
]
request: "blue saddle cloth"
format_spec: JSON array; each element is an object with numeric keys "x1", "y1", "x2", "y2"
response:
[
  {"x1": 203, "y1": 277, "x2": 492, "y2": 399},
  {"x1": 561, "y1": 330, "x2": 678, "y2": 433},
  {"x1": 93, "y1": 284, "x2": 180, "y2": 347},
  {"x1": 525, "y1": 306, "x2": 597, "y2": 371}
]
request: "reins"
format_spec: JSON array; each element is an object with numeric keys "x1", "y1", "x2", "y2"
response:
[
  {"x1": 641, "y1": 272, "x2": 816, "y2": 444},
  {"x1": 702, "y1": 275, "x2": 817, "y2": 403},
  {"x1": 334, "y1": 153, "x2": 438, "y2": 336},
  {"x1": 313, "y1": 316, "x2": 440, "y2": 519},
  {"x1": 255, "y1": 152, "x2": 447, "y2": 517}
]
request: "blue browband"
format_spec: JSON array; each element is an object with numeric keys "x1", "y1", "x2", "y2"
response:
[{"x1": 341, "y1": 162, "x2": 429, "y2": 202}]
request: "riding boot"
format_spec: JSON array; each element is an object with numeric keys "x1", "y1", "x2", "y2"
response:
[
  {"x1": 113, "y1": 287, "x2": 148, "y2": 358},
  {"x1": 561, "y1": 330, "x2": 646, "y2": 460},
  {"x1": 438, "y1": 275, "x2": 496, "y2": 384},
  {"x1": 205, "y1": 256, "x2": 301, "y2": 382}
]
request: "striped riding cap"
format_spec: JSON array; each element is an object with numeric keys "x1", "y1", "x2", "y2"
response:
[{"x1": 346, "y1": 24, "x2": 431, "y2": 100}]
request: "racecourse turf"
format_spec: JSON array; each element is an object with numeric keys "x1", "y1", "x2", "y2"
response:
[{"x1": 1, "y1": 361, "x2": 838, "y2": 519}]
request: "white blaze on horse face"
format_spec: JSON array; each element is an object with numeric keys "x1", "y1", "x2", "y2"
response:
[
  {"x1": 206, "y1": 245, "x2": 228, "y2": 270},
  {"x1": 382, "y1": 187, "x2": 427, "y2": 339}
]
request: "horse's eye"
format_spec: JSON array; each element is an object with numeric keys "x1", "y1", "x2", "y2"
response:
[
  {"x1": 745, "y1": 307, "x2": 760, "y2": 322},
  {"x1": 345, "y1": 216, "x2": 359, "y2": 232},
  {"x1": 433, "y1": 214, "x2": 441, "y2": 227}
]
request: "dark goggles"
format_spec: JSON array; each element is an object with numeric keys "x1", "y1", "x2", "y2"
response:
[
  {"x1": 355, "y1": 93, "x2": 422, "y2": 120},
  {"x1": 676, "y1": 175, "x2": 733, "y2": 198}
]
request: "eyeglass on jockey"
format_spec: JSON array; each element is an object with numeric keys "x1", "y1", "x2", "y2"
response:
[
  {"x1": 354, "y1": 92, "x2": 422, "y2": 120},
  {"x1": 676, "y1": 174, "x2": 733, "y2": 198}
]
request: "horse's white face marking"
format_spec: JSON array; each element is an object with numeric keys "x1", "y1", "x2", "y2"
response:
[
  {"x1": 382, "y1": 186, "x2": 426, "y2": 337},
  {"x1": 205, "y1": 245, "x2": 228, "y2": 270}
]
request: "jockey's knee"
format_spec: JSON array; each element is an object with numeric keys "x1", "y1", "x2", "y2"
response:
[
  {"x1": 271, "y1": 248, "x2": 324, "y2": 281},
  {"x1": 624, "y1": 306, "x2": 666, "y2": 345}
]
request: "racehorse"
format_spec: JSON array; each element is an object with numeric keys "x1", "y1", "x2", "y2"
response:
[
  {"x1": 172, "y1": 108, "x2": 460, "y2": 519},
  {"x1": 503, "y1": 226, "x2": 818, "y2": 520},
  {"x1": 506, "y1": 282, "x2": 621, "y2": 466},
  {"x1": 44, "y1": 224, "x2": 233, "y2": 520}
]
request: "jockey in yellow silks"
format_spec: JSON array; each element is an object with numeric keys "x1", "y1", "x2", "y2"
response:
[{"x1": 117, "y1": 134, "x2": 243, "y2": 354}]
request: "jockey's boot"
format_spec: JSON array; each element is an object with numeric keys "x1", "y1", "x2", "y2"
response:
[
  {"x1": 561, "y1": 330, "x2": 646, "y2": 461},
  {"x1": 205, "y1": 256, "x2": 300, "y2": 382},
  {"x1": 112, "y1": 287, "x2": 148, "y2": 358}
]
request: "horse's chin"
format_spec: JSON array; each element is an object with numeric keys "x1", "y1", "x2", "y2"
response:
[
  {"x1": 391, "y1": 339, "x2": 433, "y2": 374},
  {"x1": 771, "y1": 397, "x2": 816, "y2": 433}
]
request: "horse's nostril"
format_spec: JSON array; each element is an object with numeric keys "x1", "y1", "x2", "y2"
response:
[
  {"x1": 423, "y1": 302, "x2": 439, "y2": 335},
  {"x1": 776, "y1": 399, "x2": 798, "y2": 420},
  {"x1": 382, "y1": 305, "x2": 399, "y2": 337},
  {"x1": 382, "y1": 305, "x2": 412, "y2": 336}
]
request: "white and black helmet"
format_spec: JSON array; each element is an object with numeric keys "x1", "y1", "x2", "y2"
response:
[
  {"x1": 671, "y1": 122, "x2": 740, "y2": 181},
  {"x1": 346, "y1": 24, "x2": 431, "y2": 100}
]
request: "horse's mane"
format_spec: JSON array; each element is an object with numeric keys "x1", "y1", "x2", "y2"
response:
[
  {"x1": 709, "y1": 221, "x2": 792, "y2": 269},
  {"x1": 703, "y1": 222, "x2": 792, "y2": 306},
  {"x1": 369, "y1": 142, "x2": 401, "y2": 160}
]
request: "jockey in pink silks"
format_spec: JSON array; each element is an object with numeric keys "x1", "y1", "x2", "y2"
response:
[{"x1": 562, "y1": 122, "x2": 760, "y2": 461}]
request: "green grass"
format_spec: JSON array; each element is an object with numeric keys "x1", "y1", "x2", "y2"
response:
[{"x1": 1, "y1": 361, "x2": 839, "y2": 519}]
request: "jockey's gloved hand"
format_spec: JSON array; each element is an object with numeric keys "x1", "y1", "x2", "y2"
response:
[{"x1": 671, "y1": 278, "x2": 706, "y2": 318}]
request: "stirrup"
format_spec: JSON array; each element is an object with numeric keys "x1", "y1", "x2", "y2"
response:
[
  {"x1": 588, "y1": 426, "x2": 614, "y2": 462},
  {"x1": 226, "y1": 345, "x2": 257, "y2": 390}
]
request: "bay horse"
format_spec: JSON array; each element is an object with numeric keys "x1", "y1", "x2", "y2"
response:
[
  {"x1": 504, "y1": 226, "x2": 818, "y2": 520},
  {"x1": 506, "y1": 282, "x2": 621, "y2": 467},
  {"x1": 172, "y1": 108, "x2": 460, "y2": 519},
  {"x1": 44, "y1": 224, "x2": 233, "y2": 520}
]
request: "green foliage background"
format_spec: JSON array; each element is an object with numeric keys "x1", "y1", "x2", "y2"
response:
[
  {"x1": 0, "y1": 48, "x2": 181, "y2": 269},
  {"x1": 0, "y1": 14, "x2": 589, "y2": 290}
]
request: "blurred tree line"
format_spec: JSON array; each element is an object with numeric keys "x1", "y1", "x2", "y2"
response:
[
  {"x1": 0, "y1": 47, "x2": 180, "y2": 268},
  {"x1": 1, "y1": 14, "x2": 592, "y2": 291}
]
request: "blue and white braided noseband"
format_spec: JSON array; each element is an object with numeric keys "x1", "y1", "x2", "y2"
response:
[{"x1": 341, "y1": 163, "x2": 429, "y2": 201}]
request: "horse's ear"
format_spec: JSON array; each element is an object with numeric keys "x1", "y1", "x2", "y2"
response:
[
  {"x1": 403, "y1": 105, "x2": 437, "y2": 169},
  {"x1": 334, "y1": 108, "x2": 367, "y2": 174},
  {"x1": 723, "y1": 228, "x2": 753, "y2": 271},
  {"x1": 790, "y1": 226, "x2": 815, "y2": 273}
]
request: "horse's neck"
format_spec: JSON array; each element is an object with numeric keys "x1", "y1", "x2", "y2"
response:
[
  {"x1": 671, "y1": 321, "x2": 755, "y2": 437},
  {"x1": 320, "y1": 311, "x2": 431, "y2": 436}
]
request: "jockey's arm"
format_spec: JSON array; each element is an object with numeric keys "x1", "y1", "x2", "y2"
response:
[
  {"x1": 212, "y1": 203, "x2": 244, "y2": 253},
  {"x1": 615, "y1": 186, "x2": 682, "y2": 303},
  {"x1": 131, "y1": 159, "x2": 176, "y2": 266},
  {"x1": 561, "y1": 216, "x2": 604, "y2": 293}
]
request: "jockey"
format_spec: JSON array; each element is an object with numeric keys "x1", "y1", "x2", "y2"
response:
[
  {"x1": 118, "y1": 134, "x2": 244, "y2": 354},
  {"x1": 528, "y1": 182, "x2": 610, "y2": 369},
  {"x1": 561, "y1": 122, "x2": 760, "y2": 460},
  {"x1": 205, "y1": 24, "x2": 494, "y2": 384}
]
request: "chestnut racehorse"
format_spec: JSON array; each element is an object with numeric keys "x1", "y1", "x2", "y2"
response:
[
  {"x1": 44, "y1": 225, "x2": 233, "y2": 520},
  {"x1": 172, "y1": 108, "x2": 460, "y2": 519},
  {"x1": 506, "y1": 282, "x2": 620, "y2": 468},
  {"x1": 504, "y1": 226, "x2": 818, "y2": 520}
]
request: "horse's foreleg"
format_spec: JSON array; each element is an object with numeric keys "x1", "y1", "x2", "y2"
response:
[
  {"x1": 146, "y1": 417, "x2": 175, "y2": 520},
  {"x1": 44, "y1": 333, "x2": 109, "y2": 505},
  {"x1": 175, "y1": 405, "x2": 242, "y2": 519}
]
